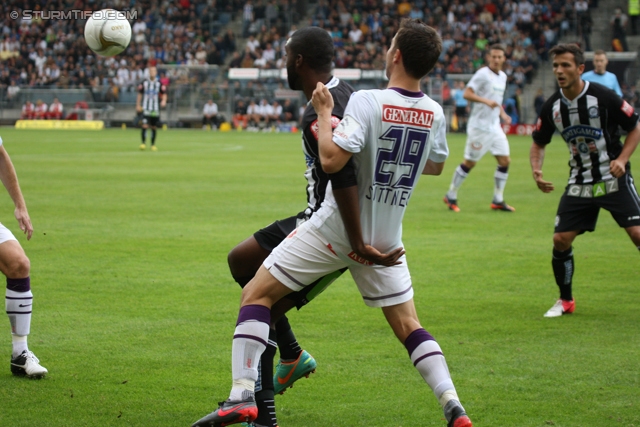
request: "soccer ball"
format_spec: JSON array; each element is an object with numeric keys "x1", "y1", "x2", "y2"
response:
[{"x1": 84, "y1": 9, "x2": 132, "y2": 57}]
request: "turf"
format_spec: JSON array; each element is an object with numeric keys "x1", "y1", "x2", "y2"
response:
[{"x1": 0, "y1": 128, "x2": 638, "y2": 427}]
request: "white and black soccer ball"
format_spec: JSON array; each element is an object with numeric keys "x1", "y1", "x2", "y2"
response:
[{"x1": 84, "y1": 9, "x2": 132, "y2": 57}]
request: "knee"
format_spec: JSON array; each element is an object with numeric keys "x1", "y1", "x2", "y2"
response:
[
  {"x1": 5, "y1": 254, "x2": 30, "y2": 279},
  {"x1": 552, "y1": 234, "x2": 573, "y2": 251},
  {"x1": 462, "y1": 160, "x2": 476, "y2": 170},
  {"x1": 498, "y1": 156, "x2": 511, "y2": 167},
  {"x1": 227, "y1": 247, "x2": 243, "y2": 278}
]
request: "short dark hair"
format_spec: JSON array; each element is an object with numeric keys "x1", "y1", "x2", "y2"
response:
[
  {"x1": 594, "y1": 49, "x2": 606, "y2": 56},
  {"x1": 394, "y1": 19, "x2": 442, "y2": 79},
  {"x1": 489, "y1": 43, "x2": 506, "y2": 53},
  {"x1": 288, "y1": 27, "x2": 334, "y2": 73},
  {"x1": 549, "y1": 43, "x2": 585, "y2": 66}
]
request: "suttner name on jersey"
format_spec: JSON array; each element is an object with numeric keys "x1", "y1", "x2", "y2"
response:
[
  {"x1": 139, "y1": 79, "x2": 165, "y2": 117},
  {"x1": 311, "y1": 87, "x2": 448, "y2": 253},
  {"x1": 533, "y1": 81, "x2": 640, "y2": 185},
  {"x1": 300, "y1": 77, "x2": 354, "y2": 219}
]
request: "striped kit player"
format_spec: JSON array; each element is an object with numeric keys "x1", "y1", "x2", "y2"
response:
[
  {"x1": 531, "y1": 43, "x2": 640, "y2": 318},
  {"x1": 136, "y1": 66, "x2": 167, "y2": 151}
]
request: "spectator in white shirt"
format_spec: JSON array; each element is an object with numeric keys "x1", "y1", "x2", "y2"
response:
[{"x1": 202, "y1": 99, "x2": 221, "y2": 129}]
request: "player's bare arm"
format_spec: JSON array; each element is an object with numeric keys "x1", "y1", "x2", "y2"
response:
[
  {"x1": 160, "y1": 92, "x2": 167, "y2": 109},
  {"x1": 463, "y1": 86, "x2": 499, "y2": 109},
  {"x1": 0, "y1": 146, "x2": 33, "y2": 240},
  {"x1": 311, "y1": 82, "x2": 352, "y2": 173},
  {"x1": 499, "y1": 106, "x2": 512, "y2": 125},
  {"x1": 422, "y1": 160, "x2": 444, "y2": 175},
  {"x1": 610, "y1": 122, "x2": 640, "y2": 177},
  {"x1": 530, "y1": 142, "x2": 554, "y2": 193},
  {"x1": 136, "y1": 92, "x2": 142, "y2": 113}
]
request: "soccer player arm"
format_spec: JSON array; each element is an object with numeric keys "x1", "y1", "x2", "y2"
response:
[
  {"x1": 423, "y1": 111, "x2": 448, "y2": 176},
  {"x1": 311, "y1": 82, "x2": 352, "y2": 173},
  {"x1": 463, "y1": 85, "x2": 499, "y2": 109},
  {"x1": 611, "y1": 99, "x2": 640, "y2": 177},
  {"x1": 0, "y1": 144, "x2": 32, "y2": 239},
  {"x1": 136, "y1": 84, "x2": 143, "y2": 113},
  {"x1": 530, "y1": 108, "x2": 555, "y2": 193},
  {"x1": 160, "y1": 85, "x2": 167, "y2": 108}
]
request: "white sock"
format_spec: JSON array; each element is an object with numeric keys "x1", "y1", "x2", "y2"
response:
[
  {"x1": 229, "y1": 319, "x2": 269, "y2": 401},
  {"x1": 11, "y1": 335, "x2": 28, "y2": 358},
  {"x1": 494, "y1": 167, "x2": 509, "y2": 203},
  {"x1": 6, "y1": 289, "x2": 32, "y2": 358},
  {"x1": 447, "y1": 165, "x2": 469, "y2": 200},
  {"x1": 410, "y1": 339, "x2": 457, "y2": 406}
]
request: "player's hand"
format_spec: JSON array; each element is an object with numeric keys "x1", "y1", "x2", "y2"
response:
[
  {"x1": 14, "y1": 206, "x2": 33, "y2": 240},
  {"x1": 533, "y1": 170, "x2": 554, "y2": 193},
  {"x1": 487, "y1": 100, "x2": 500, "y2": 109},
  {"x1": 354, "y1": 244, "x2": 405, "y2": 267},
  {"x1": 136, "y1": 105, "x2": 142, "y2": 113},
  {"x1": 609, "y1": 159, "x2": 626, "y2": 177},
  {"x1": 311, "y1": 82, "x2": 334, "y2": 115},
  {"x1": 161, "y1": 100, "x2": 166, "y2": 109}
]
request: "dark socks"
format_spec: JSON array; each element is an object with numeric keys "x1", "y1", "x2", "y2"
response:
[
  {"x1": 141, "y1": 128, "x2": 146, "y2": 143},
  {"x1": 552, "y1": 247, "x2": 574, "y2": 301},
  {"x1": 275, "y1": 315, "x2": 301, "y2": 361},
  {"x1": 255, "y1": 329, "x2": 278, "y2": 427},
  {"x1": 151, "y1": 129, "x2": 157, "y2": 145}
]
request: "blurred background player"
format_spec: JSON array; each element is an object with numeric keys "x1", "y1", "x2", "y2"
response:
[
  {"x1": 136, "y1": 66, "x2": 167, "y2": 151},
  {"x1": 221, "y1": 27, "x2": 355, "y2": 427},
  {"x1": 443, "y1": 44, "x2": 515, "y2": 212},
  {"x1": 34, "y1": 100, "x2": 48, "y2": 120},
  {"x1": 531, "y1": 43, "x2": 640, "y2": 318},
  {"x1": 48, "y1": 98, "x2": 63, "y2": 120},
  {"x1": 20, "y1": 101, "x2": 34, "y2": 120},
  {"x1": 582, "y1": 50, "x2": 623, "y2": 97},
  {"x1": 0, "y1": 135, "x2": 47, "y2": 378}
]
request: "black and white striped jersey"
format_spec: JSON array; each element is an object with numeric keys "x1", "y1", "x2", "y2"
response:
[
  {"x1": 137, "y1": 79, "x2": 166, "y2": 117},
  {"x1": 533, "y1": 81, "x2": 639, "y2": 184},
  {"x1": 300, "y1": 77, "x2": 355, "y2": 218}
]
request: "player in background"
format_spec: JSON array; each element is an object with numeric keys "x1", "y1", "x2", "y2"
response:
[
  {"x1": 0, "y1": 136, "x2": 47, "y2": 378},
  {"x1": 444, "y1": 44, "x2": 515, "y2": 212},
  {"x1": 223, "y1": 27, "x2": 355, "y2": 427},
  {"x1": 582, "y1": 50, "x2": 623, "y2": 97},
  {"x1": 48, "y1": 98, "x2": 64, "y2": 120},
  {"x1": 193, "y1": 19, "x2": 472, "y2": 427},
  {"x1": 137, "y1": 66, "x2": 167, "y2": 151},
  {"x1": 531, "y1": 43, "x2": 640, "y2": 318}
]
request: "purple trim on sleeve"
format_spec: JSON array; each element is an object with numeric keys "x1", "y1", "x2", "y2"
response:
[
  {"x1": 404, "y1": 328, "x2": 435, "y2": 356},
  {"x1": 236, "y1": 304, "x2": 271, "y2": 326},
  {"x1": 6, "y1": 277, "x2": 30, "y2": 293},
  {"x1": 389, "y1": 87, "x2": 425, "y2": 98}
]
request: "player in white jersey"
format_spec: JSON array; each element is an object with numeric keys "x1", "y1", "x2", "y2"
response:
[
  {"x1": 192, "y1": 19, "x2": 473, "y2": 427},
  {"x1": 0, "y1": 136, "x2": 48, "y2": 379},
  {"x1": 444, "y1": 44, "x2": 515, "y2": 212}
]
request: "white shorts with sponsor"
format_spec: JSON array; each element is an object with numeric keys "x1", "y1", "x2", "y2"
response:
[
  {"x1": 0, "y1": 223, "x2": 17, "y2": 244},
  {"x1": 464, "y1": 127, "x2": 510, "y2": 162},
  {"x1": 263, "y1": 221, "x2": 413, "y2": 308}
]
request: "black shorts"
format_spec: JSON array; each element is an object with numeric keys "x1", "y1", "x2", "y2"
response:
[
  {"x1": 142, "y1": 115, "x2": 160, "y2": 127},
  {"x1": 455, "y1": 106, "x2": 467, "y2": 117},
  {"x1": 555, "y1": 173, "x2": 640, "y2": 234},
  {"x1": 254, "y1": 213, "x2": 345, "y2": 309}
]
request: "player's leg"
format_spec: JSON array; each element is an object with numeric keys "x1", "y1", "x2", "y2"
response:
[
  {"x1": 605, "y1": 172, "x2": 640, "y2": 251},
  {"x1": 382, "y1": 300, "x2": 472, "y2": 427},
  {"x1": 445, "y1": 130, "x2": 487, "y2": 211},
  {"x1": 0, "y1": 228, "x2": 47, "y2": 378},
  {"x1": 140, "y1": 118, "x2": 148, "y2": 150},
  {"x1": 490, "y1": 130, "x2": 515, "y2": 211},
  {"x1": 150, "y1": 120, "x2": 158, "y2": 149}
]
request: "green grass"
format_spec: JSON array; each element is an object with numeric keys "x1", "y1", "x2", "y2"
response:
[{"x1": 0, "y1": 128, "x2": 638, "y2": 427}]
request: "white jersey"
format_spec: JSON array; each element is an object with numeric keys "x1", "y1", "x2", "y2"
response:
[
  {"x1": 466, "y1": 66, "x2": 507, "y2": 131},
  {"x1": 308, "y1": 88, "x2": 448, "y2": 253}
]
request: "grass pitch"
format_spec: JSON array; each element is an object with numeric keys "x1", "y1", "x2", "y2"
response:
[{"x1": 0, "y1": 128, "x2": 638, "y2": 427}]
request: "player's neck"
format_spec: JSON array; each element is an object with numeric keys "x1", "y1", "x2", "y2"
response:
[
  {"x1": 303, "y1": 73, "x2": 332, "y2": 101},
  {"x1": 387, "y1": 74, "x2": 420, "y2": 93},
  {"x1": 561, "y1": 79, "x2": 585, "y2": 101}
]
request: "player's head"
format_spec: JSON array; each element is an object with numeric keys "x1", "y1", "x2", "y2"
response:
[
  {"x1": 592, "y1": 49, "x2": 608, "y2": 74},
  {"x1": 149, "y1": 66, "x2": 157, "y2": 79},
  {"x1": 285, "y1": 27, "x2": 334, "y2": 91},
  {"x1": 487, "y1": 44, "x2": 506, "y2": 73},
  {"x1": 549, "y1": 43, "x2": 585, "y2": 90},
  {"x1": 386, "y1": 19, "x2": 441, "y2": 80}
]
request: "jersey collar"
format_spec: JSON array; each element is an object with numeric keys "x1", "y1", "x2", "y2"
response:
[
  {"x1": 560, "y1": 80, "x2": 589, "y2": 105},
  {"x1": 389, "y1": 87, "x2": 424, "y2": 98}
]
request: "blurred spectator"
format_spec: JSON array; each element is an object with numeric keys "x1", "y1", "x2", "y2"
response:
[
  {"x1": 6, "y1": 80, "x2": 20, "y2": 105},
  {"x1": 452, "y1": 81, "x2": 468, "y2": 132},
  {"x1": 233, "y1": 100, "x2": 249, "y2": 129},
  {"x1": 280, "y1": 99, "x2": 297, "y2": 122},
  {"x1": 202, "y1": 99, "x2": 221, "y2": 129},
  {"x1": 267, "y1": 100, "x2": 282, "y2": 125},
  {"x1": 612, "y1": 8, "x2": 629, "y2": 51},
  {"x1": 49, "y1": 98, "x2": 63, "y2": 120}
]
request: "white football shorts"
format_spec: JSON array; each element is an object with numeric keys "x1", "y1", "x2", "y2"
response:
[
  {"x1": 464, "y1": 127, "x2": 510, "y2": 162},
  {"x1": 263, "y1": 221, "x2": 413, "y2": 308},
  {"x1": 0, "y1": 223, "x2": 17, "y2": 244}
]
